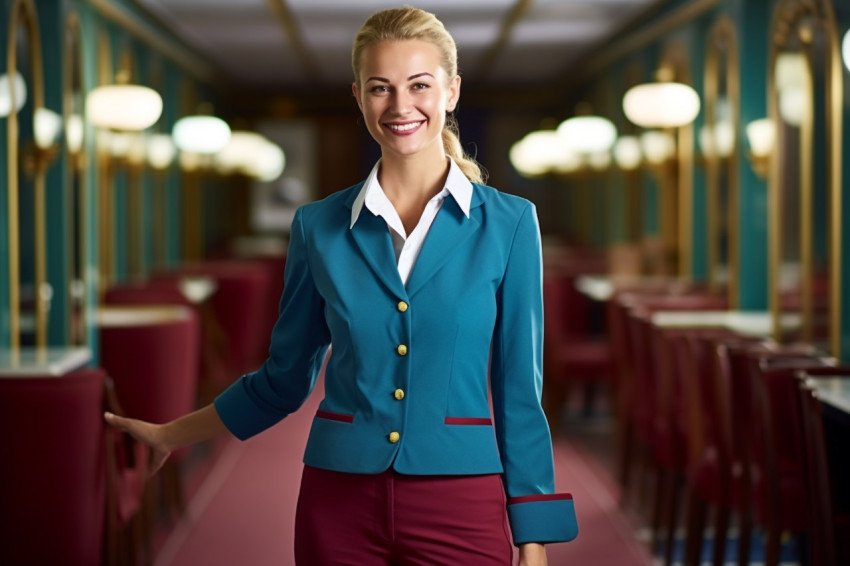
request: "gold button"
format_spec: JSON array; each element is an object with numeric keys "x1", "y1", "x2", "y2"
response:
[
  {"x1": 388, "y1": 431, "x2": 400, "y2": 443},
  {"x1": 397, "y1": 301, "x2": 408, "y2": 312},
  {"x1": 396, "y1": 344, "x2": 408, "y2": 356},
  {"x1": 394, "y1": 388, "x2": 405, "y2": 401}
]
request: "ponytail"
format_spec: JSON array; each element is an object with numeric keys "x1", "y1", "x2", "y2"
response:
[{"x1": 442, "y1": 113, "x2": 486, "y2": 184}]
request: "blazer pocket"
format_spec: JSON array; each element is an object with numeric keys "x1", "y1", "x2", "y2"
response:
[
  {"x1": 444, "y1": 417, "x2": 492, "y2": 425},
  {"x1": 315, "y1": 410, "x2": 354, "y2": 423}
]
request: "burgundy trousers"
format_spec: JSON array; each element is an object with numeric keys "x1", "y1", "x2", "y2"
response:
[{"x1": 294, "y1": 465, "x2": 513, "y2": 565}]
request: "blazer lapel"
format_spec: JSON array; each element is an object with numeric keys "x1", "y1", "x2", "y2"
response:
[
  {"x1": 405, "y1": 195, "x2": 481, "y2": 298},
  {"x1": 348, "y1": 210, "x2": 408, "y2": 299}
]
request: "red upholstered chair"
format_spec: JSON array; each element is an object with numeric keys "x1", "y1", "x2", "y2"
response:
[
  {"x1": 0, "y1": 368, "x2": 107, "y2": 566},
  {"x1": 744, "y1": 350, "x2": 833, "y2": 566},
  {"x1": 164, "y1": 259, "x2": 274, "y2": 375},
  {"x1": 98, "y1": 305, "x2": 201, "y2": 523},
  {"x1": 542, "y1": 271, "x2": 612, "y2": 429}
]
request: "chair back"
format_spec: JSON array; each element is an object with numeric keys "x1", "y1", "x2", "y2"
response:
[
  {"x1": 98, "y1": 305, "x2": 200, "y2": 425},
  {"x1": 0, "y1": 368, "x2": 107, "y2": 566}
]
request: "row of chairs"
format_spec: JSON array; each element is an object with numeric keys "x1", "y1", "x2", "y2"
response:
[
  {"x1": 605, "y1": 283, "x2": 849, "y2": 566},
  {"x1": 0, "y1": 254, "x2": 286, "y2": 565}
]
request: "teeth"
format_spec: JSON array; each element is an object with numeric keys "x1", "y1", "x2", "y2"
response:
[{"x1": 388, "y1": 122, "x2": 421, "y2": 131}]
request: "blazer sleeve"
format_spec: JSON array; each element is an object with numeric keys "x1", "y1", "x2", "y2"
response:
[
  {"x1": 214, "y1": 207, "x2": 331, "y2": 440},
  {"x1": 490, "y1": 202, "x2": 579, "y2": 545}
]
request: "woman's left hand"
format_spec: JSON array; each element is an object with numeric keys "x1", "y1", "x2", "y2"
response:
[{"x1": 518, "y1": 543, "x2": 547, "y2": 566}]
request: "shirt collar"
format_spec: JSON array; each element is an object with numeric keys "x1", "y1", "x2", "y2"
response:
[{"x1": 350, "y1": 157, "x2": 473, "y2": 229}]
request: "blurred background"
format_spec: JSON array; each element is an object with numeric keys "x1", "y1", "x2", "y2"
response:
[{"x1": 2, "y1": 1, "x2": 850, "y2": 565}]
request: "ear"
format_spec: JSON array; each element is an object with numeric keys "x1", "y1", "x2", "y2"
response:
[
  {"x1": 352, "y1": 82, "x2": 363, "y2": 113},
  {"x1": 446, "y1": 75, "x2": 461, "y2": 112}
]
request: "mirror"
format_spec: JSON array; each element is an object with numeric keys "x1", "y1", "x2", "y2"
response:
[
  {"x1": 768, "y1": 0, "x2": 843, "y2": 353},
  {"x1": 704, "y1": 16, "x2": 740, "y2": 305}
]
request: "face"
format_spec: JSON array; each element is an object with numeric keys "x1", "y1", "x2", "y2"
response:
[{"x1": 353, "y1": 39, "x2": 460, "y2": 160}]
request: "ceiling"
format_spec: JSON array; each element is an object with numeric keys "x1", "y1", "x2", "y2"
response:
[{"x1": 135, "y1": 0, "x2": 659, "y2": 94}]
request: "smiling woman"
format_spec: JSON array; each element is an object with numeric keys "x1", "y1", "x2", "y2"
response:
[{"x1": 106, "y1": 5, "x2": 578, "y2": 566}]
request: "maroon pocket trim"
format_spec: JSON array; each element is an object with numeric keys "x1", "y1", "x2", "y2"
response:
[
  {"x1": 444, "y1": 417, "x2": 493, "y2": 425},
  {"x1": 315, "y1": 410, "x2": 354, "y2": 423},
  {"x1": 509, "y1": 493, "x2": 573, "y2": 505}
]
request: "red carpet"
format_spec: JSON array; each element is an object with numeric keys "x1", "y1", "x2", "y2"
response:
[{"x1": 154, "y1": 387, "x2": 651, "y2": 566}]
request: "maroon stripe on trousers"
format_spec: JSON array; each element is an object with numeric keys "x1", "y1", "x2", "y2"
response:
[
  {"x1": 444, "y1": 417, "x2": 492, "y2": 425},
  {"x1": 315, "y1": 410, "x2": 354, "y2": 423}
]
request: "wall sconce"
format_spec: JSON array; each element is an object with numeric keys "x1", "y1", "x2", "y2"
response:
[
  {"x1": 843, "y1": 29, "x2": 849, "y2": 72},
  {"x1": 623, "y1": 72, "x2": 701, "y2": 128},
  {"x1": 745, "y1": 118, "x2": 774, "y2": 179},
  {"x1": 698, "y1": 119, "x2": 735, "y2": 160},
  {"x1": 21, "y1": 107, "x2": 63, "y2": 177},
  {"x1": 0, "y1": 71, "x2": 26, "y2": 117},
  {"x1": 510, "y1": 130, "x2": 564, "y2": 177},
  {"x1": 613, "y1": 136, "x2": 642, "y2": 170}
]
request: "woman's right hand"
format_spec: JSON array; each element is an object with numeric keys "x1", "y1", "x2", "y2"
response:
[{"x1": 104, "y1": 412, "x2": 172, "y2": 476}]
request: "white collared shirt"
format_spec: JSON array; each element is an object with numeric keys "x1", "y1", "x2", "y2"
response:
[{"x1": 350, "y1": 157, "x2": 473, "y2": 285}]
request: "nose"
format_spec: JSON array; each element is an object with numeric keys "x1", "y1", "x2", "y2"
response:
[{"x1": 389, "y1": 90, "x2": 412, "y2": 115}]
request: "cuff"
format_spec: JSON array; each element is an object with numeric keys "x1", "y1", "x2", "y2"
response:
[
  {"x1": 507, "y1": 494, "x2": 578, "y2": 545},
  {"x1": 214, "y1": 375, "x2": 282, "y2": 440}
]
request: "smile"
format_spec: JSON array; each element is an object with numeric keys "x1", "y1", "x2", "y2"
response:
[{"x1": 385, "y1": 121, "x2": 423, "y2": 133}]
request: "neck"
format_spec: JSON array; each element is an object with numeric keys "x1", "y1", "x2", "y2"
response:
[{"x1": 378, "y1": 147, "x2": 450, "y2": 206}]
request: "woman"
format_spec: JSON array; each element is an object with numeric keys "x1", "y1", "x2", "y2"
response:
[{"x1": 105, "y1": 6, "x2": 577, "y2": 565}]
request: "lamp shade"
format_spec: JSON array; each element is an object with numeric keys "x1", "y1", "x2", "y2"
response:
[
  {"x1": 556, "y1": 116, "x2": 617, "y2": 154},
  {"x1": 172, "y1": 115, "x2": 231, "y2": 154},
  {"x1": 613, "y1": 136, "x2": 642, "y2": 170},
  {"x1": 34, "y1": 107, "x2": 62, "y2": 149},
  {"x1": 843, "y1": 29, "x2": 850, "y2": 73},
  {"x1": 86, "y1": 85, "x2": 163, "y2": 131},
  {"x1": 746, "y1": 119, "x2": 775, "y2": 158},
  {"x1": 623, "y1": 82, "x2": 701, "y2": 128},
  {"x1": 0, "y1": 72, "x2": 27, "y2": 117}
]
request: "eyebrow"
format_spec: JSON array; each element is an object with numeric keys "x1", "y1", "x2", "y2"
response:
[{"x1": 365, "y1": 72, "x2": 435, "y2": 84}]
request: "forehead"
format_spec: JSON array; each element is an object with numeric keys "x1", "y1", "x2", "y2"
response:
[{"x1": 358, "y1": 39, "x2": 446, "y2": 78}]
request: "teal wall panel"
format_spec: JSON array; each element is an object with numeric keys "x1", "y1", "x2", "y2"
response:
[{"x1": 0, "y1": 0, "x2": 9, "y2": 348}]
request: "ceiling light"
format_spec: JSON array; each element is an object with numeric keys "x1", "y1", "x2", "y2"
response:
[
  {"x1": 172, "y1": 115, "x2": 231, "y2": 154},
  {"x1": 623, "y1": 82, "x2": 701, "y2": 128},
  {"x1": 556, "y1": 116, "x2": 617, "y2": 154},
  {"x1": 215, "y1": 131, "x2": 268, "y2": 176},
  {"x1": 86, "y1": 84, "x2": 163, "y2": 131},
  {"x1": 0, "y1": 72, "x2": 27, "y2": 117}
]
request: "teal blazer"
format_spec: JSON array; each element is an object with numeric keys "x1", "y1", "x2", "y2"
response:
[{"x1": 214, "y1": 181, "x2": 579, "y2": 545}]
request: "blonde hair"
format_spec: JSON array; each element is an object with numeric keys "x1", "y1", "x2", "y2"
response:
[{"x1": 352, "y1": 6, "x2": 485, "y2": 184}]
